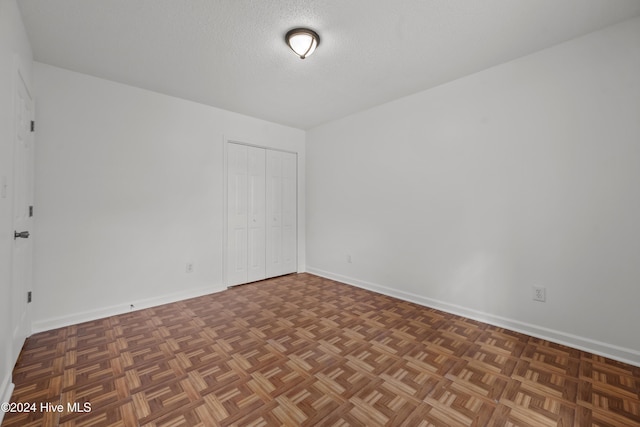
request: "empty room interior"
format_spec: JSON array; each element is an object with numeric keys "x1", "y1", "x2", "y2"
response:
[{"x1": 1, "y1": 0, "x2": 640, "y2": 426}]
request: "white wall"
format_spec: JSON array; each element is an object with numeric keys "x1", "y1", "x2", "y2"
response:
[
  {"x1": 32, "y1": 63, "x2": 305, "y2": 331},
  {"x1": 307, "y1": 17, "x2": 640, "y2": 365},
  {"x1": 0, "y1": 0, "x2": 33, "y2": 417}
]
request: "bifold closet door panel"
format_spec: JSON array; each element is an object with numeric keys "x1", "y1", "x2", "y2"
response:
[
  {"x1": 266, "y1": 150, "x2": 297, "y2": 278},
  {"x1": 227, "y1": 144, "x2": 266, "y2": 286},
  {"x1": 226, "y1": 143, "x2": 249, "y2": 286},
  {"x1": 228, "y1": 143, "x2": 296, "y2": 286},
  {"x1": 281, "y1": 151, "x2": 297, "y2": 276},
  {"x1": 266, "y1": 151, "x2": 282, "y2": 279},
  {"x1": 246, "y1": 147, "x2": 266, "y2": 283}
]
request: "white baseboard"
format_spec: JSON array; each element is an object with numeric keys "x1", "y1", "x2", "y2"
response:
[
  {"x1": 32, "y1": 285, "x2": 226, "y2": 334},
  {"x1": 307, "y1": 267, "x2": 640, "y2": 367},
  {"x1": 0, "y1": 376, "x2": 15, "y2": 425}
]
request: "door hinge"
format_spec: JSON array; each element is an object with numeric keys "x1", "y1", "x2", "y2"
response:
[
  {"x1": 30, "y1": 121, "x2": 35, "y2": 132},
  {"x1": 29, "y1": 205, "x2": 33, "y2": 217},
  {"x1": 27, "y1": 291, "x2": 32, "y2": 303}
]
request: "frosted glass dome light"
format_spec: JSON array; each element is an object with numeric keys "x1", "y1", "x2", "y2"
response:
[{"x1": 285, "y1": 28, "x2": 320, "y2": 59}]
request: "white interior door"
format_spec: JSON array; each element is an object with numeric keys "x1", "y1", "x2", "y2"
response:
[
  {"x1": 227, "y1": 143, "x2": 296, "y2": 286},
  {"x1": 226, "y1": 143, "x2": 249, "y2": 286},
  {"x1": 11, "y1": 70, "x2": 34, "y2": 363},
  {"x1": 281, "y1": 151, "x2": 297, "y2": 275},
  {"x1": 266, "y1": 151, "x2": 283, "y2": 278},
  {"x1": 246, "y1": 147, "x2": 265, "y2": 282},
  {"x1": 227, "y1": 143, "x2": 267, "y2": 286},
  {"x1": 266, "y1": 150, "x2": 297, "y2": 278}
]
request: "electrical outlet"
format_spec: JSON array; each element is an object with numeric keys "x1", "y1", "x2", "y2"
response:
[
  {"x1": 130, "y1": 304, "x2": 135, "y2": 311},
  {"x1": 533, "y1": 286, "x2": 546, "y2": 302},
  {"x1": 186, "y1": 262, "x2": 194, "y2": 273},
  {"x1": 346, "y1": 254, "x2": 352, "y2": 264},
  {"x1": 1, "y1": 175, "x2": 7, "y2": 199}
]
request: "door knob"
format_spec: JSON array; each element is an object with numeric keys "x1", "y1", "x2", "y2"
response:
[{"x1": 14, "y1": 231, "x2": 29, "y2": 239}]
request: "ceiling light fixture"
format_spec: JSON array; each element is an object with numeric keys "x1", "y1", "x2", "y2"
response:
[{"x1": 285, "y1": 28, "x2": 320, "y2": 59}]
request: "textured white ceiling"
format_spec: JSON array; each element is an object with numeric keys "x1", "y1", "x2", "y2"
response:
[{"x1": 18, "y1": 0, "x2": 640, "y2": 130}]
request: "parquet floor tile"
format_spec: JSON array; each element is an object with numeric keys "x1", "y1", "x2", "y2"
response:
[{"x1": 3, "y1": 273, "x2": 639, "y2": 426}]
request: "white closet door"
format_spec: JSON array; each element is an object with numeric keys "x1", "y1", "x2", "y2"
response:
[
  {"x1": 227, "y1": 144, "x2": 266, "y2": 285},
  {"x1": 227, "y1": 143, "x2": 249, "y2": 286},
  {"x1": 266, "y1": 150, "x2": 297, "y2": 278},
  {"x1": 266, "y1": 151, "x2": 282, "y2": 278},
  {"x1": 281, "y1": 151, "x2": 297, "y2": 275},
  {"x1": 246, "y1": 147, "x2": 266, "y2": 282},
  {"x1": 227, "y1": 143, "x2": 296, "y2": 285}
]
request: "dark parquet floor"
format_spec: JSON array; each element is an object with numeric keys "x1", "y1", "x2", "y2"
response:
[{"x1": 2, "y1": 273, "x2": 639, "y2": 426}]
